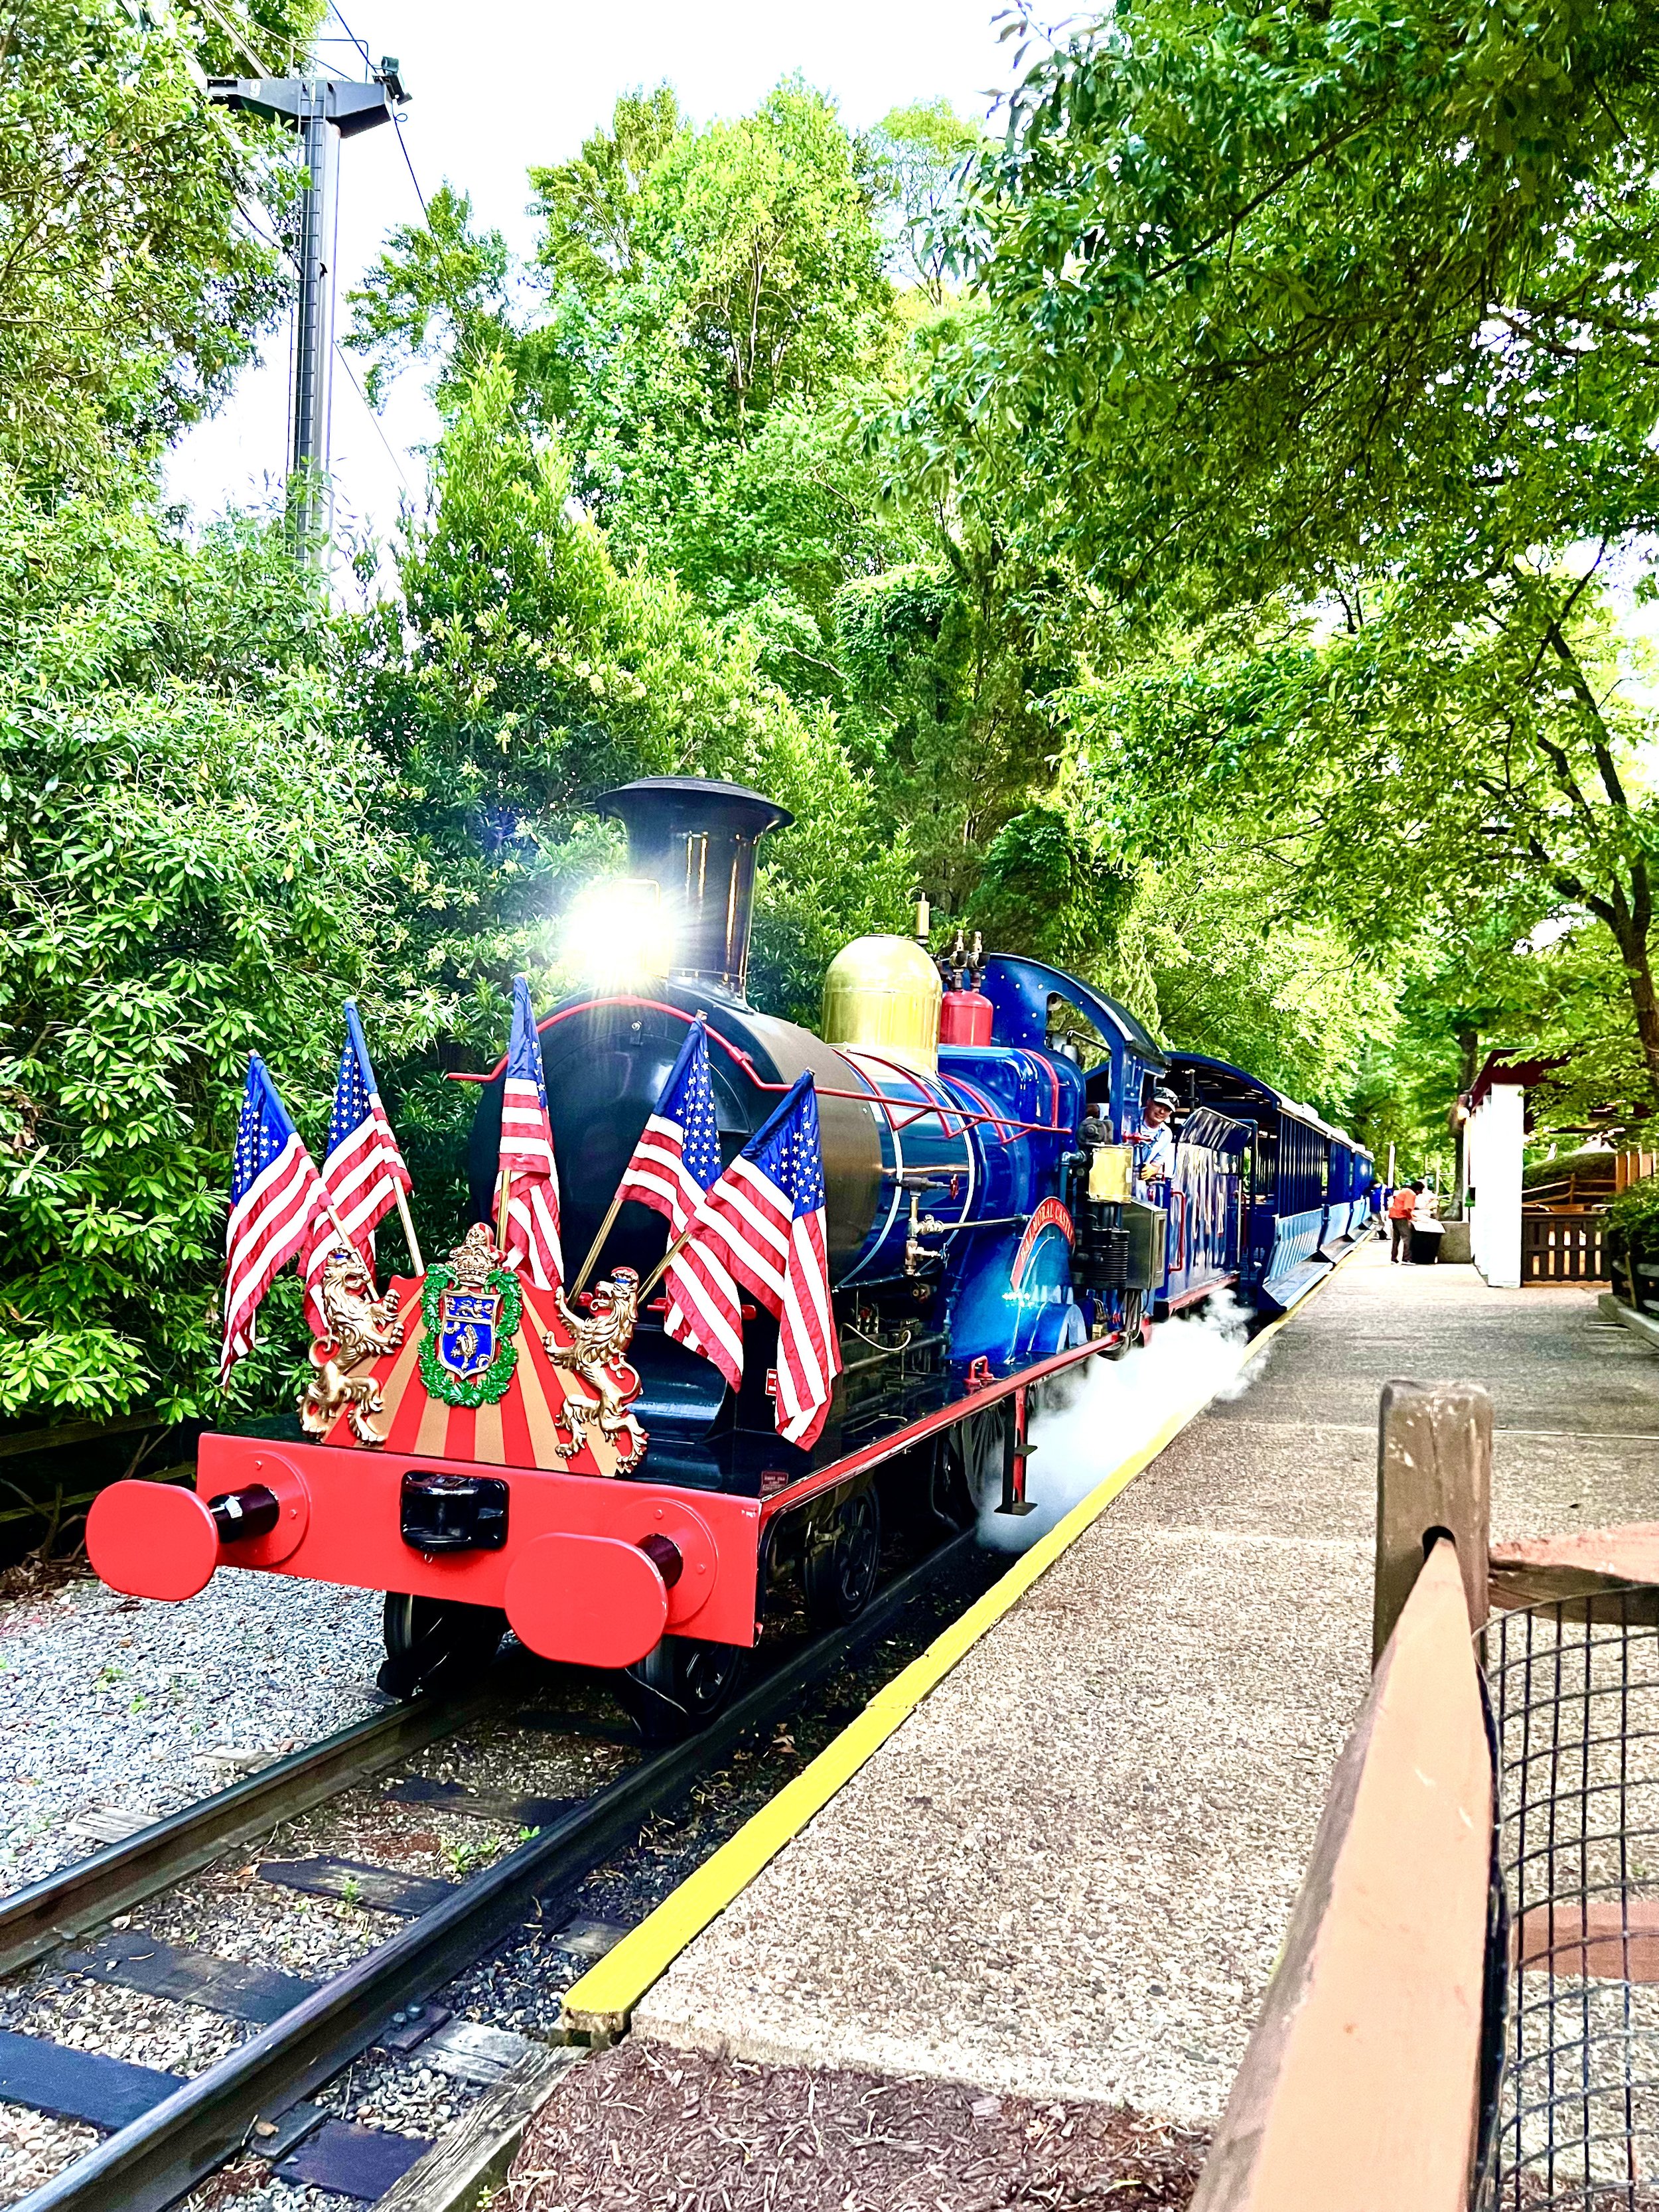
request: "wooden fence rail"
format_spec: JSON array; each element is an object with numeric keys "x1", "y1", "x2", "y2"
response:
[
  {"x1": 1189, "y1": 1538, "x2": 1491, "y2": 2212},
  {"x1": 1194, "y1": 1374, "x2": 1659, "y2": 2209},
  {"x1": 1194, "y1": 1381, "x2": 1495, "y2": 2209},
  {"x1": 1520, "y1": 1213, "x2": 1610, "y2": 1283}
]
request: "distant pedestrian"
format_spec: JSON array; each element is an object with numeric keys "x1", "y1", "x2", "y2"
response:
[
  {"x1": 1388, "y1": 1181, "x2": 1417, "y2": 1264},
  {"x1": 1409, "y1": 1181, "x2": 1445, "y2": 1266}
]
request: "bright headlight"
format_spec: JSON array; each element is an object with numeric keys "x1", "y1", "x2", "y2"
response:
[{"x1": 563, "y1": 876, "x2": 672, "y2": 988}]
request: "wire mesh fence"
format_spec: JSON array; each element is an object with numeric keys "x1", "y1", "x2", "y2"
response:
[{"x1": 1480, "y1": 1589, "x2": 1659, "y2": 2209}]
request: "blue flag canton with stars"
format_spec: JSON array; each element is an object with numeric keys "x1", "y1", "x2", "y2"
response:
[
  {"x1": 664, "y1": 1029, "x2": 724, "y2": 1196},
  {"x1": 326, "y1": 1032, "x2": 372, "y2": 1157},
  {"x1": 506, "y1": 976, "x2": 549, "y2": 1106},
  {"x1": 748, "y1": 1077, "x2": 826, "y2": 1218},
  {"x1": 232, "y1": 1057, "x2": 298, "y2": 1205}
]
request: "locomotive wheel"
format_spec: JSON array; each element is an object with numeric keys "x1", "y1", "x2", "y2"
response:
[
  {"x1": 616, "y1": 1635, "x2": 749, "y2": 1745},
  {"x1": 1106, "y1": 1290, "x2": 1147, "y2": 1363},
  {"x1": 804, "y1": 1483, "x2": 882, "y2": 1629},
  {"x1": 378, "y1": 1593, "x2": 506, "y2": 1700},
  {"x1": 937, "y1": 1404, "x2": 1009, "y2": 1526}
]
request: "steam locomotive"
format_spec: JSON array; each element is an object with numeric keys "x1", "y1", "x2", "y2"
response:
[{"x1": 88, "y1": 778, "x2": 1372, "y2": 1736}]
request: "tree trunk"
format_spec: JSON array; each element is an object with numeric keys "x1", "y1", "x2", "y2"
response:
[
  {"x1": 1607, "y1": 911, "x2": 1659, "y2": 1114},
  {"x1": 1454, "y1": 1026, "x2": 1478, "y2": 1205}
]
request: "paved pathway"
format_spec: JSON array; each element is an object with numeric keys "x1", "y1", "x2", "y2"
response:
[{"x1": 634, "y1": 1247, "x2": 1659, "y2": 2124}]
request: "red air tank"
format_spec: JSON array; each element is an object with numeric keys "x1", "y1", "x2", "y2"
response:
[{"x1": 940, "y1": 990, "x2": 993, "y2": 1047}]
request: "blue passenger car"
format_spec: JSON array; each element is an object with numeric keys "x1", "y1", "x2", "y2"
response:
[
  {"x1": 1323, "y1": 1134, "x2": 1376, "y2": 1246},
  {"x1": 1163, "y1": 1053, "x2": 1350, "y2": 1311}
]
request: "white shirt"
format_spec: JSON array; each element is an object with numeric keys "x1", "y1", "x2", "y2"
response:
[{"x1": 1135, "y1": 1121, "x2": 1175, "y2": 1181}]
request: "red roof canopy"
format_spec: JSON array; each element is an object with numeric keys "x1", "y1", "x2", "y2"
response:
[{"x1": 1469, "y1": 1050, "x2": 1567, "y2": 1110}]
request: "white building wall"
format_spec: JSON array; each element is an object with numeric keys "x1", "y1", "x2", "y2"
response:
[{"x1": 1468, "y1": 1082, "x2": 1524, "y2": 1290}]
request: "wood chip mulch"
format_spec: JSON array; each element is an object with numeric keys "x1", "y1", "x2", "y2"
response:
[
  {"x1": 505, "y1": 2038, "x2": 1207, "y2": 2212},
  {"x1": 0, "y1": 1552, "x2": 90, "y2": 1605}
]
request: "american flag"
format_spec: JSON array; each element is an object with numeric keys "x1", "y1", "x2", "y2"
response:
[
  {"x1": 614, "y1": 1021, "x2": 743, "y2": 1388},
  {"x1": 221, "y1": 1055, "x2": 332, "y2": 1382},
  {"x1": 304, "y1": 1003, "x2": 411, "y2": 1311},
  {"x1": 496, "y1": 974, "x2": 563, "y2": 1290},
  {"x1": 693, "y1": 1074, "x2": 839, "y2": 1447}
]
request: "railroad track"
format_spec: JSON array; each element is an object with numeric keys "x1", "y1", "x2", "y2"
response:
[
  {"x1": 3, "y1": 1531, "x2": 977, "y2": 2212},
  {"x1": 0, "y1": 1688, "x2": 500, "y2": 1981}
]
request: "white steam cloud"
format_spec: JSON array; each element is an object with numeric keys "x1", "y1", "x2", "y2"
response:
[{"x1": 977, "y1": 1291, "x2": 1263, "y2": 1553}]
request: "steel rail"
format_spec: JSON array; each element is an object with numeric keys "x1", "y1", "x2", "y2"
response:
[
  {"x1": 15, "y1": 1529, "x2": 977, "y2": 2212},
  {"x1": 0, "y1": 1687, "x2": 502, "y2": 1978}
]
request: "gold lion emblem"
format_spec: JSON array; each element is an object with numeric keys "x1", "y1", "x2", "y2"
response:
[
  {"x1": 300, "y1": 1242, "x2": 405, "y2": 1447},
  {"x1": 544, "y1": 1267, "x2": 646, "y2": 1473}
]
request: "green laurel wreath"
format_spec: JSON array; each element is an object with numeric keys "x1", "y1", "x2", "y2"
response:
[{"x1": 419, "y1": 1263, "x2": 522, "y2": 1410}]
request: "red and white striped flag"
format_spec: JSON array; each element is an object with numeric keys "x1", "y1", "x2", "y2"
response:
[
  {"x1": 614, "y1": 1020, "x2": 743, "y2": 1388},
  {"x1": 496, "y1": 974, "x2": 563, "y2": 1291},
  {"x1": 222, "y1": 1056, "x2": 332, "y2": 1381},
  {"x1": 690, "y1": 1074, "x2": 839, "y2": 1447},
  {"x1": 304, "y1": 1001, "x2": 411, "y2": 1314}
]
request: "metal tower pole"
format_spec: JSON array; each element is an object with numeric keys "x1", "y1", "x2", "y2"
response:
[
  {"x1": 208, "y1": 64, "x2": 407, "y2": 560},
  {"x1": 289, "y1": 82, "x2": 340, "y2": 548}
]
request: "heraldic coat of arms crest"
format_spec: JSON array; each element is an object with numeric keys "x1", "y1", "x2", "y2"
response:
[{"x1": 419, "y1": 1222, "x2": 523, "y2": 1409}]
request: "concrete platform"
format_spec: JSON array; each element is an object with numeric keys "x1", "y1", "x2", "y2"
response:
[{"x1": 634, "y1": 1246, "x2": 1659, "y2": 2127}]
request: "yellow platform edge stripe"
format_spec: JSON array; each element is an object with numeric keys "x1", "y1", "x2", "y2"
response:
[{"x1": 560, "y1": 1232, "x2": 1370, "y2": 2037}]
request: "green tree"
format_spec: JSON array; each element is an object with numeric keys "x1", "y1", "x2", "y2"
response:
[
  {"x1": 1, "y1": 0, "x2": 317, "y2": 485},
  {"x1": 1090, "y1": 579, "x2": 1659, "y2": 1105},
  {"x1": 868, "y1": 100, "x2": 985, "y2": 303},
  {"x1": 528, "y1": 84, "x2": 687, "y2": 291},
  {"x1": 954, "y1": 0, "x2": 1659, "y2": 1111},
  {"x1": 627, "y1": 80, "x2": 891, "y2": 433},
  {"x1": 966, "y1": 0, "x2": 1659, "y2": 600},
  {"x1": 346, "y1": 186, "x2": 514, "y2": 413},
  {"x1": 0, "y1": 480, "x2": 408, "y2": 1421},
  {"x1": 343, "y1": 355, "x2": 914, "y2": 1049}
]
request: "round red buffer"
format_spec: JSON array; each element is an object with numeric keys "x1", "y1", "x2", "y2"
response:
[
  {"x1": 504, "y1": 1532, "x2": 670, "y2": 1670},
  {"x1": 86, "y1": 1479, "x2": 221, "y2": 1601}
]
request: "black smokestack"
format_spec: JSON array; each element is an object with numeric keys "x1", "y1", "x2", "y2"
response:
[{"x1": 597, "y1": 777, "x2": 792, "y2": 1001}]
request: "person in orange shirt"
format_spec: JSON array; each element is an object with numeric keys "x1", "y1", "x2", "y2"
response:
[{"x1": 1387, "y1": 1181, "x2": 1419, "y2": 1264}]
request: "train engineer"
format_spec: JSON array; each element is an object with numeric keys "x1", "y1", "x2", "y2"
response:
[{"x1": 1133, "y1": 1088, "x2": 1179, "y2": 1187}]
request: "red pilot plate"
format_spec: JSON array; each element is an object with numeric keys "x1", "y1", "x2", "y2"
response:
[
  {"x1": 504, "y1": 1533, "x2": 668, "y2": 1670},
  {"x1": 86, "y1": 1480, "x2": 220, "y2": 1601}
]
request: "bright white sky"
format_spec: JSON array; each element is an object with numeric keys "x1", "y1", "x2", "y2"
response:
[{"x1": 165, "y1": 1, "x2": 1023, "y2": 557}]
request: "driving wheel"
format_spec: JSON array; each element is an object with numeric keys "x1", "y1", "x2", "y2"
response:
[
  {"x1": 616, "y1": 1635, "x2": 749, "y2": 1744},
  {"x1": 804, "y1": 1483, "x2": 882, "y2": 1627},
  {"x1": 378, "y1": 1593, "x2": 506, "y2": 1700}
]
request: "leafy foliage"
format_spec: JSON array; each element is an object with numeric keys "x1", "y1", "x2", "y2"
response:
[
  {"x1": 528, "y1": 85, "x2": 687, "y2": 291},
  {"x1": 967, "y1": 0, "x2": 1659, "y2": 603},
  {"x1": 956, "y1": 0, "x2": 1659, "y2": 1131},
  {"x1": 345, "y1": 186, "x2": 514, "y2": 413},
  {"x1": 0, "y1": 0, "x2": 317, "y2": 486},
  {"x1": 1604, "y1": 1175, "x2": 1659, "y2": 1288},
  {"x1": 0, "y1": 482, "x2": 405, "y2": 1420},
  {"x1": 867, "y1": 100, "x2": 986, "y2": 303}
]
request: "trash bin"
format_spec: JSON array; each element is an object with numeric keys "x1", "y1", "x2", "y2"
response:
[{"x1": 1409, "y1": 1224, "x2": 1444, "y2": 1265}]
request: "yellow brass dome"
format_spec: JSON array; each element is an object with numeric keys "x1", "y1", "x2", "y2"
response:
[{"x1": 822, "y1": 935, "x2": 942, "y2": 1076}]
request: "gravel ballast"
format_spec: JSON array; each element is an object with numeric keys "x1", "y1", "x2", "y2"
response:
[{"x1": 0, "y1": 1569, "x2": 386, "y2": 1887}]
